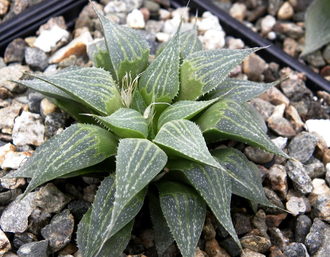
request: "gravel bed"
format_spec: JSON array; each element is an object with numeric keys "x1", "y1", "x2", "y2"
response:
[{"x1": 0, "y1": 0, "x2": 330, "y2": 257}]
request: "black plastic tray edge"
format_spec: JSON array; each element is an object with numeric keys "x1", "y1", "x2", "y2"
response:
[
  {"x1": 172, "y1": 0, "x2": 330, "y2": 94},
  {"x1": 0, "y1": 0, "x2": 88, "y2": 55}
]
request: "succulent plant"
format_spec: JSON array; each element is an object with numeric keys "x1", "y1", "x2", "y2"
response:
[{"x1": 7, "y1": 6, "x2": 289, "y2": 257}]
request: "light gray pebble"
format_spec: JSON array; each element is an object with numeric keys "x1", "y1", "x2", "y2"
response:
[
  {"x1": 323, "y1": 43, "x2": 330, "y2": 64},
  {"x1": 24, "y1": 47, "x2": 49, "y2": 71},
  {"x1": 268, "y1": 227, "x2": 289, "y2": 250},
  {"x1": 0, "y1": 192, "x2": 37, "y2": 233},
  {"x1": 249, "y1": 98, "x2": 275, "y2": 121},
  {"x1": 28, "y1": 91, "x2": 44, "y2": 114},
  {"x1": 285, "y1": 160, "x2": 313, "y2": 195},
  {"x1": 287, "y1": 132, "x2": 319, "y2": 163},
  {"x1": 304, "y1": 157, "x2": 326, "y2": 178},
  {"x1": 243, "y1": 146, "x2": 274, "y2": 164},
  {"x1": 305, "y1": 218, "x2": 325, "y2": 255},
  {"x1": 303, "y1": 50, "x2": 326, "y2": 67},
  {"x1": 13, "y1": 232, "x2": 37, "y2": 250},
  {"x1": 17, "y1": 240, "x2": 49, "y2": 257}
]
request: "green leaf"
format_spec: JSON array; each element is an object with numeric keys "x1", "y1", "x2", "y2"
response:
[
  {"x1": 180, "y1": 27, "x2": 203, "y2": 59},
  {"x1": 105, "y1": 139, "x2": 167, "y2": 246},
  {"x1": 130, "y1": 88, "x2": 147, "y2": 114},
  {"x1": 212, "y1": 148, "x2": 273, "y2": 207},
  {"x1": 139, "y1": 26, "x2": 181, "y2": 105},
  {"x1": 202, "y1": 78, "x2": 280, "y2": 103},
  {"x1": 156, "y1": 180, "x2": 206, "y2": 257},
  {"x1": 78, "y1": 174, "x2": 144, "y2": 257},
  {"x1": 95, "y1": 8, "x2": 149, "y2": 85},
  {"x1": 5, "y1": 124, "x2": 118, "y2": 196},
  {"x1": 177, "y1": 48, "x2": 260, "y2": 101},
  {"x1": 91, "y1": 108, "x2": 148, "y2": 138},
  {"x1": 301, "y1": 0, "x2": 330, "y2": 56},
  {"x1": 149, "y1": 192, "x2": 174, "y2": 257},
  {"x1": 195, "y1": 100, "x2": 289, "y2": 158},
  {"x1": 87, "y1": 38, "x2": 113, "y2": 72},
  {"x1": 168, "y1": 160, "x2": 240, "y2": 248},
  {"x1": 31, "y1": 67, "x2": 123, "y2": 116},
  {"x1": 157, "y1": 99, "x2": 218, "y2": 130},
  {"x1": 154, "y1": 119, "x2": 221, "y2": 169}
]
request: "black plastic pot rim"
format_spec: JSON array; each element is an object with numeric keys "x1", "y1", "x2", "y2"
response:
[{"x1": 0, "y1": 0, "x2": 329, "y2": 94}]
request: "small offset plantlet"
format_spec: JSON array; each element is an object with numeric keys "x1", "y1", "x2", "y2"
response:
[{"x1": 7, "y1": 5, "x2": 290, "y2": 257}]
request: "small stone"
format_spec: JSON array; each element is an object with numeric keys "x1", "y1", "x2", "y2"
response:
[
  {"x1": 250, "y1": 98, "x2": 275, "y2": 120},
  {"x1": 205, "y1": 238, "x2": 230, "y2": 257},
  {"x1": 0, "y1": 189, "x2": 22, "y2": 205},
  {"x1": 273, "y1": 22, "x2": 304, "y2": 39},
  {"x1": 305, "y1": 119, "x2": 330, "y2": 147},
  {"x1": 4, "y1": 38, "x2": 28, "y2": 63},
  {"x1": 126, "y1": 9, "x2": 145, "y2": 28},
  {"x1": 28, "y1": 91, "x2": 44, "y2": 114},
  {"x1": 0, "y1": 228, "x2": 11, "y2": 256},
  {"x1": 307, "y1": 100, "x2": 329, "y2": 120},
  {"x1": 286, "y1": 196, "x2": 306, "y2": 216},
  {"x1": 283, "y1": 37, "x2": 299, "y2": 58},
  {"x1": 326, "y1": 164, "x2": 330, "y2": 185},
  {"x1": 144, "y1": 0, "x2": 160, "y2": 18},
  {"x1": 219, "y1": 237, "x2": 241, "y2": 257},
  {"x1": 0, "y1": 102, "x2": 23, "y2": 134},
  {"x1": 303, "y1": 50, "x2": 326, "y2": 67},
  {"x1": 266, "y1": 213, "x2": 287, "y2": 228},
  {"x1": 44, "y1": 112, "x2": 66, "y2": 139},
  {"x1": 197, "y1": 11, "x2": 222, "y2": 34},
  {"x1": 0, "y1": 192, "x2": 37, "y2": 233},
  {"x1": 202, "y1": 30, "x2": 225, "y2": 50},
  {"x1": 243, "y1": 146, "x2": 274, "y2": 164},
  {"x1": 83, "y1": 184, "x2": 97, "y2": 203},
  {"x1": 104, "y1": 0, "x2": 127, "y2": 13},
  {"x1": 162, "y1": 16, "x2": 180, "y2": 34},
  {"x1": 323, "y1": 44, "x2": 330, "y2": 64},
  {"x1": 34, "y1": 25, "x2": 70, "y2": 53},
  {"x1": 267, "y1": 0, "x2": 284, "y2": 16},
  {"x1": 288, "y1": 132, "x2": 319, "y2": 163},
  {"x1": 35, "y1": 183, "x2": 71, "y2": 213},
  {"x1": 304, "y1": 158, "x2": 326, "y2": 178},
  {"x1": 269, "y1": 246, "x2": 285, "y2": 257},
  {"x1": 139, "y1": 228, "x2": 154, "y2": 249},
  {"x1": 40, "y1": 98, "x2": 59, "y2": 117},
  {"x1": 49, "y1": 30, "x2": 93, "y2": 63},
  {"x1": 0, "y1": 65, "x2": 30, "y2": 93},
  {"x1": 240, "y1": 235, "x2": 271, "y2": 253},
  {"x1": 280, "y1": 73, "x2": 311, "y2": 101},
  {"x1": 243, "y1": 53, "x2": 267, "y2": 81},
  {"x1": 285, "y1": 105, "x2": 304, "y2": 132},
  {"x1": 155, "y1": 32, "x2": 170, "y2": 42},
  {"x1": 277, "y1": 2, "x2": 294, "y2": 20},
  {"x1": 41, "y1": 209, "x2": 74, "y2": 252},
  {"x1": 13, "y1": 232, "x2": 37, "y2": 250},
  {"x1": 37, "y1": 16, "x2": 67, "y2": 35},
  {"x1": 268, "y1": 164, "x2": 287, "y2": 199},
  {"x1": 263, "y1": 187, "x2": 285, "y2": 213},
  {"x1": 12, "y1": 111, "x2": 45, "y2": 146},
  {"x1": 28, "y1": 207, "x2": 52, "y2": 235},
  {"x1": 1, "y1": 150, "x2": 33, "y2": 170},
  {"x1": 308, "y1": 179, "x2": 330, "y2": 222},
  {"x1": 17, "y1": 240, "x2": 49, "y2": 257},
  {"x1": 285, "y1": 160, "x2": 313, "y2": 195},
  {"x1": 0, "y1": 175, "x2": 26, "y2": 190},
  {"x1": 324, "y1": 149, "x2": 330, "y2": 165},
  {"x1": 24, "y1": 47, "x2": 49, "y2": 71},
  {"x1": 252, "y1": 210, "x2": 269, "y2": 239},
  {"x1": 295, "y1": 215, "x2": 312, "y2": 243},
  {"x1": 282, "y1": 243, "x2": 309, "y2": 257},
  {"x1": 229, "y1": 3, "x2": 246, "y2": 21},
  {"x1": 267, "y1": 103, "x2": 296, "y2": 137},
  {"x1": 267, "y1": 87, "x2": 290, "y2": 107},
  {"x1": 226, "y1": 37, "x2": 245, "y2": 49},
  {"x1": 159, "y1": 8, "x2": 170, "y2": 20},
  {"x1": 203, "y1": 217, "x2": 216, "y2": 240},
  {"x1": 241, "y1": 248, "x2": 266, "y2": 257},
  {"x1": 260, "y1": 15, "x2": 276, "y2": 34},
  {"x1": 268, "y1": 227, "x2": 289, "y2": 250},
  {"x1": 0, "y1": 0, "x2": 10, "y2": 16},
  {"x1": 67, "y1": 200, "x2": 91, "y2": 221},
  {"x1": 304, "y1": 218, "x2": 325, "y2": 255}
]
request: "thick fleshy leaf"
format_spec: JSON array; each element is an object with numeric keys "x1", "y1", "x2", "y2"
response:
[
  {"x1": 212, "y1": 148, "x2": 273, "y2": 207},
  {"x1": 92, "y1": 108, "x2": 148, "y2": 138},
  {"x1": 105, "y1": 139, "x2": 167, "y2": 245},
  {"x1": 78, "y1": 174, "x2": 144, "y2": 257},
  {"x1": 167, "y1": 160, "x2": 240, "y2": 248},
  {"x1": 95, "y1": 8, "x2": 149, "y2": 84},
  {"x1": 157, "y1": 99, "x2": 218, "y2": 130},
  {"x1": 180, "y1": 27, "x2": 203, "y2": 59},
  {"x1": 130, "y1": 89, "x2": 147, "y2": 114},
  {"x1": 195, "y1": 100, "x2": 289, "y2": 158},
  {"x1": 31, "y1": 67, "x2": 123, "y2": 116},
  {"x1": 243, "y1": 102, "x2": 267, "y2": 133},
  {"x1": 149, "y1": 192, "x2": 174, "y2": 257},
  {"x1": 301, "y1": 0, "x2": 330, "y2": 56},
  {"x1": 139, "y1": 25, "x2": 181, "y2": 105},
  {"x1": 177, "y1": 48, "x2": 261, "y2": 101},
  {"x1": 156, "y1": 180, "x2": 206, "y2": 257},
  {"x1": 15, "y1": 78, "x2": 75, "y2": 102},
  {"x1": 87, "y1": 38, "x2": 112, "y2": 72},
  {"x1": 202, "y1": 78, "x2": 280, "y2": 103},
  {"x1": 5, "y1": 124, "x2": 118, "y2": 196},
  {"x1": 154, "y1": 119, "x2": 221, "y2": 169}
]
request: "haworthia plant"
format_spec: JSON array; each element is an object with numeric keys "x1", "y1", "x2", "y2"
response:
[{"x1": 7, "y1": 4, "x2": 290, "y2": 257}]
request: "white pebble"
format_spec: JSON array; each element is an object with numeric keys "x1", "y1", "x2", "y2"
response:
[
  {"x1": 162, "y1": 16, "x2": 181, "y2": 34},
  {"x1": 277, "y1": 1, "x2": 294, "y2": 20},
  {"x1": 156, "y1": 32, "x2": 170, "y2": 42},
  {"x1": 34, "y1": 25, "x2": 70, "y2": 53},
  {"x1": 198, "y1": 11, "x2": 222, "y2": 34},
  {"x1": 104, "y1": 0, "x2": 127, "y2": 14},
  {"x1": 267, "y1": 31, "x2": 277, "y2": 40},
  {"x1": 126, "y1": 9, "x2": 145, "y2": 29},
  {"x1": 229, "y1": 3, "x2": 246, "y2": 21},
  {"x1": 305, "y1": 119, "x2": 330, "y2": 147},
  {"x1": 227, "y1": 37, "x2": 244, "y2": 49},
  {"x1": 271, "y1": 137, "x2": 288, "y2": 150},
  {"x1": 159, "y1": 9, "x2": 171, "y2": 20},
  {"x1": 202, "y1": 29, "x2": 225, "y2": 50},
  {"x1": 261, "y1": 15, "x2": 276, "y2": 34}
]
